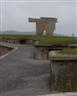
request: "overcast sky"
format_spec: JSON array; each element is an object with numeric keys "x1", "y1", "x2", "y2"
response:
[{"x1": 0, "y1": 0, "x2": 77, "y2": 36}]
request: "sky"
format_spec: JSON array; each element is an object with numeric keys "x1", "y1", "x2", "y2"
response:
[{"x1": 0, "y1": 0, "x2": 77, "y2": 36}]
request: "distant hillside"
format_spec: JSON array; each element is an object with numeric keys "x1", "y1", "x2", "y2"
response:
[
  {"x1": 0, "y1": 31, "x2": 76, "y2": 37},
  {"x1": 0, "y1": 31, "x2": 36, "y2": 35}
]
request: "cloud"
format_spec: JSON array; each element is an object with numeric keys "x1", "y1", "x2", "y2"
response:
[
  {"x1": 2, "y1": 0, "x2": 77, "y2": 2},
  {"x1": 0, "y1": 1, "x2": 77, "y2": 35}
]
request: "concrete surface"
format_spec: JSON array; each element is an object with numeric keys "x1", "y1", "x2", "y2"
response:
[{"x1": 0, "y1": 44, "x2": 77, "y2": 96}]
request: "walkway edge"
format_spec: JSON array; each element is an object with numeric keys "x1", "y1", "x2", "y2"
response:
[{"x1": 0, "y1": 46, "x2": 18, "y2": 60}]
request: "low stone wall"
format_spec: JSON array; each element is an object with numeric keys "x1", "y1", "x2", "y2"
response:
[
  {"x1": 0, "y1": 38, "x2": 35, "y2": 45},
  {"x1": 0, "y1": 38, "x2": 19, "y2": 43},
  {"x1": 33, "y1": 44, "x2": 77, "y2": 60},
  {"x1": 49, "y1": 56, "x2": 77, "y2": 92},
  {"x1": 33, "y1": 48, "x2": 48, "y2": 59}
]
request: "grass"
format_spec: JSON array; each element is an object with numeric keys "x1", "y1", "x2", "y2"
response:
[
  {"x1": 55, "y1": 48, "x2": 77, "y2": 55},
  {"x1": 0, "y1": 34, "x2": 33, "y2": 39},
  {"x1": 0, "y1": 34, "x2": 77, "y2": 45},
  {"x1": 35, "y1": 35, "x2": 77, "y2": 45}
]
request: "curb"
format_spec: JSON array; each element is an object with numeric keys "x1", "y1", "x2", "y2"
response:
[
  {"x1": 40, "y1": 92, "x2": 77, "y2": 96},
  {"x1": 0, "y1": 46, "x2": 18, "y2": 60}
]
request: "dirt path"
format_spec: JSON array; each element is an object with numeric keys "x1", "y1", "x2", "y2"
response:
[{"x1": 0, "y1": 47, "x2": 11, "y2": 56}]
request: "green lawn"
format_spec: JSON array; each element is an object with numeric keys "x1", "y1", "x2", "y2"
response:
[
  {"x1": 35, "y1": 35, "x2": 77, "y2": 45},
  {"x1": 56, "y1": 48, "x2": 77, "y2": 55},
  {"x1": 0, "y1": 34, "x2": 33, "y2": 39},
  {"x1": 0, "y1": 34, "x2": 77, "y2": 45}
]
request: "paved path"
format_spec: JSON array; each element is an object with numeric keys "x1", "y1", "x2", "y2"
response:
[
  {"x1": 0, "y1": 44, "x2": 77, "y2": 96},
  {"x1": 0, "y1": 45, "x2": 51, "y2": 96}
]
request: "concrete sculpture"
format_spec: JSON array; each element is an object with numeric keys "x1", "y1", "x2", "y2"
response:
[{"x1": 29, "y1": 17, "x2": 57, "y2": 35}]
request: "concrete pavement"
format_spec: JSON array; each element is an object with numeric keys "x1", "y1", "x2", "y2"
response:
[
  {"x1": 0, "y1": 44, "x2": 77, "y2": 96},
  {"x1": 0, "y1": 45, "x2": 50, "y2": 96}
]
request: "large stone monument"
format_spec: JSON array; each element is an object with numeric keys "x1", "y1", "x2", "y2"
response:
[{"x1": 28, "y1": 17, "x2": 57, "y2": 35}]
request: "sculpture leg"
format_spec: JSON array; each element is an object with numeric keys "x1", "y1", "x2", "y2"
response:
[
  {"x1": 46, "y1": 23, "x2": 55, "y2": 35},
  {"x1": 36, "y1": 22, "x2": 45, "y2": 35}
]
